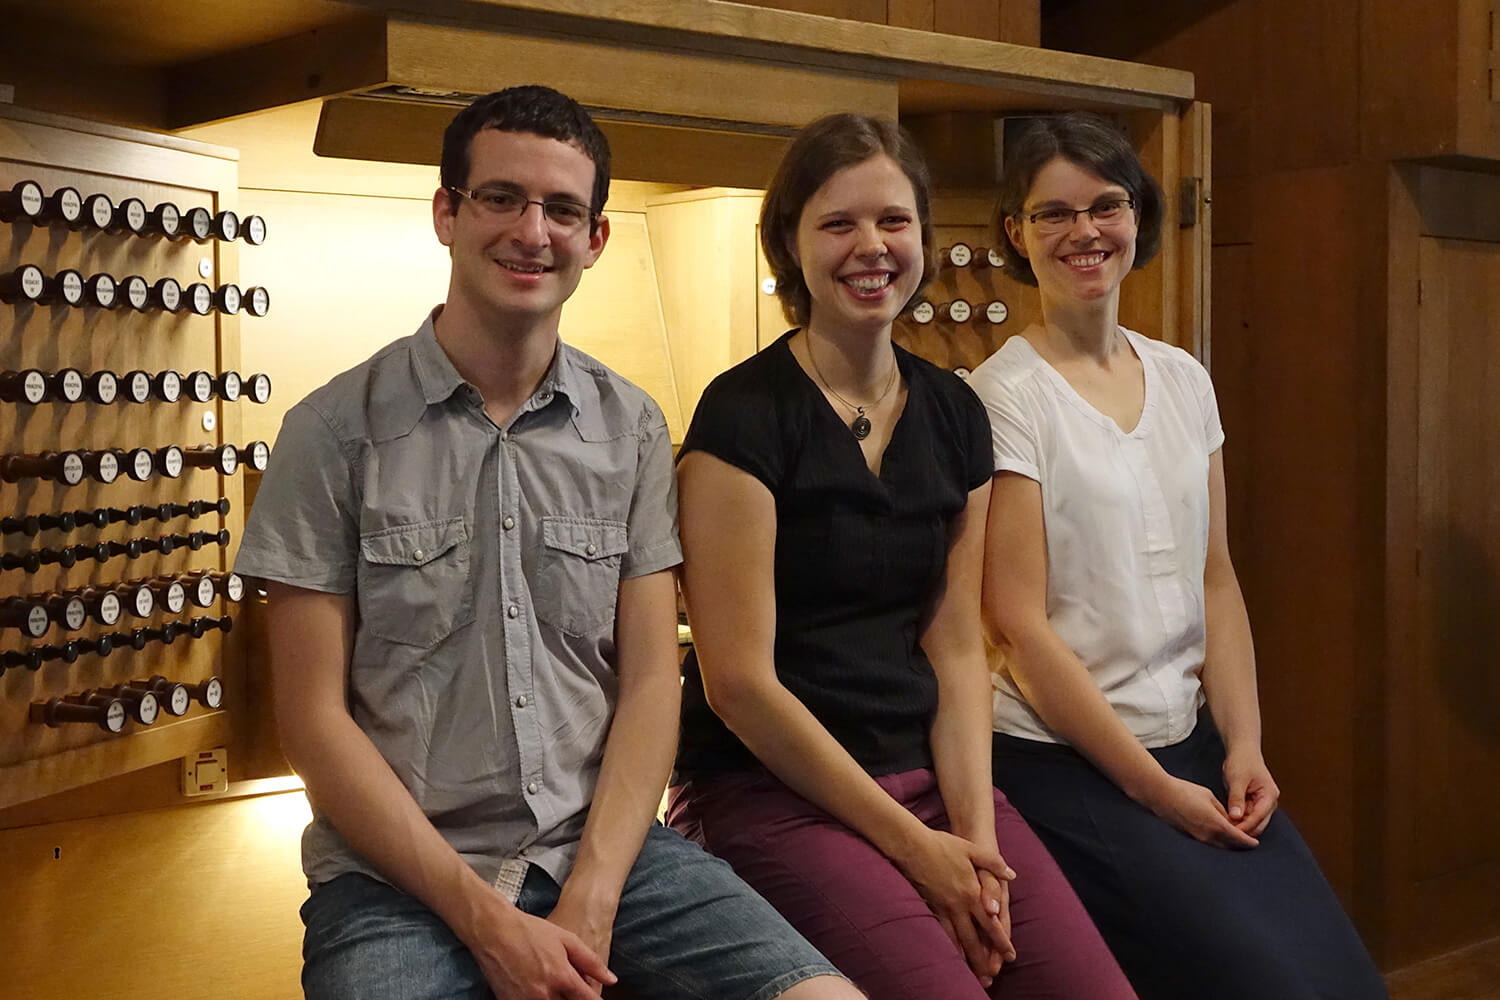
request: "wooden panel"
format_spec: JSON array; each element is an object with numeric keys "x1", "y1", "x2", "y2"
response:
[
  {"x1": 1405, "y1": 233, "x2": 1500, "y2": 958},
  {"x1": 0, "y1": 108, "x2": 248, "y2": 808},
  {"x1": 385, "y1": 19, "x2": 900, "y2": 129},
  {"x1": 1179, "y1": 101, "x2": 1212, "y2": 360},
  {"x1": 315, "y1": 96, "x2": 794, "y2": 191},
  {"x1": 646, "y1": 189, "x2": 764, "y2": 437},
  {"x1": 936, "y1": 0, "x2": 1001, "y2": 41},
  {"x1": 1210, "y1": 244, "x2": 1254, "y2": 559},
  {"x1": 1243, "y1": 164, "x2": 1387, "y2": 909},
  {"x1": 735, "y1": 0, "x2": 887, "y2": 22},
  {"x1": 889, "y1": 0, "x2": 937, "y2": 30},
  {"x1": 3, "y1": 789, "x2": 309, "y2": 1000},
  {"x1": 1360, "y1": 0, "x2": 1462, "y2": 160},
  {"x1": 1253, "y1": 0, "x2": 1360, "y2": 172}
]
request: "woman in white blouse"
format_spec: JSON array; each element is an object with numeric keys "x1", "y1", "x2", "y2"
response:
[{"x1": 967, "y1": 113, "x2": 1385, "y2": 999}]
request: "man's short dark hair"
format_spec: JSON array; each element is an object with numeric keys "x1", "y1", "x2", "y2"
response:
[
  {"x1": 439, "y1": 85, "x2": 611, "y2": 225},
  {"x1": 993, "y1": 112, "x2": 1164, "y2": 286},
  {"x1": 760, "y1": 113, "x2": 935, "y2": 328}
]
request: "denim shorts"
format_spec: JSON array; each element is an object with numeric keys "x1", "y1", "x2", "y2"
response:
[{"x1": 301, "y1": 823, "x2": 842, "y2": 1000}]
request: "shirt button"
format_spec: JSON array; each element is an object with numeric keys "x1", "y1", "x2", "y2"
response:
[
  {"x1": 411, "y1": 548, "x2": 425, "y2": 561},
  {"x1": 502, "y1": 516, "x2": 515, "y2": 531},
  {"x1": 527, "y1": 781, "x2": 539, "y2": 795},
  {"x1": 515, "y1": 695, "x2": 527, "y2": 708},
  {"x1": 507, "y1": 605, "x2": 519, "y2": 619},
  {"x1": 519, "y1": 846, "x2": 530, "y2": 857},
  {"x1": 585, "y1": 543, "x2": 597, "y2": 556}
]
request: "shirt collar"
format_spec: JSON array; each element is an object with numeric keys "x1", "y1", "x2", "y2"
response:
[{"x1": 412, "y1": 307, "x2": 596, "y2": 422}]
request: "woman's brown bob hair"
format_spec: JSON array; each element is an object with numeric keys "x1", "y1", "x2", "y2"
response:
[
  {"x1": 993, "y1": 112, "x2": 1164, "y2": 287},
  {"x1": 760, "y1": 114, "x2": 935, "y2": 328}
]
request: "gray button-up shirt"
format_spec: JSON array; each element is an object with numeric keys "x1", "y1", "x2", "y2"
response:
[{"x1": 236, "y1": 310, "x2": 681, "y2": 893}]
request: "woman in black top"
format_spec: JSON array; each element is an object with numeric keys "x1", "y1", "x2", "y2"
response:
[{"x1": 666, "y1": 113, "x2": 1134, "y2": 1000}]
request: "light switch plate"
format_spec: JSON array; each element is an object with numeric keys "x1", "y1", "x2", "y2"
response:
[{"x1": 182, "y1": 747, "x2": 229, "y2": 796}]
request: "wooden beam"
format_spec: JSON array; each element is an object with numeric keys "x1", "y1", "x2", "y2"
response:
[
  {"x1": 342, "y1": 0, "x2": 1193, "y2": 107},
  {"x1": 166, "y1": 15, "x2": 391, "y2": 128}
]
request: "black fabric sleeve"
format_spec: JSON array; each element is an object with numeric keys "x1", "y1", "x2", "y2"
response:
[
  {"x1": 678, "y1": 359, "x2": 786, "y2": 494},
  {"x1": 960, "y1": 380, "x2": 995, "y2": 491}
]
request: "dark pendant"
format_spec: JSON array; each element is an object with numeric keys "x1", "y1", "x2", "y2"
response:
[{"x1": 851, "y1": 413, "x2": 872, "y2": 440}]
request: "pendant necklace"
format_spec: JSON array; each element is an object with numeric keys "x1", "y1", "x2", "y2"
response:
[{"x1": 807, "y1": 334, "x2": 899, "y2": 441}]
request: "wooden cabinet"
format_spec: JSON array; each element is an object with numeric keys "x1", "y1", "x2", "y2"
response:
[{"x1": 1362, "y1": 0, "x2": 1500, "y2": 161}]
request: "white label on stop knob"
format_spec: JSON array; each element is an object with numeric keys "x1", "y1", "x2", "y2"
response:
[
  {"x1": 133, "y1": 588, "x2": 154, "y2": 618},
  {"x1": 126, "y1": 278, "x2": 148, "y2": 310},
  {"x1": 94, "y1": 275, "x2": 115, "y2": 307},
  {"x1": 105, "y1": 701, "x2": 126, "y2": 732},
  {"x1": 911, "y1": 301, "x2": 935, "y2": 324},
  {"x1": 250, "y1": 374, "x2": 271, "y2": 403},
  {"x1": 165, "y1": 583, "x2": 186, "y2": 614},
  {"x1": 126, "y1": 200, "x2": 146, "y2": 231},
  {"x1": 191, "y1": 284, "x2": 212, "y2": 313},
  {"x1": 129, "y1": 372, "x2": 150, "y2": 402},
  {"x1": 947, "y1": 244, "x2": 971, "y2": 267},
  {"x1": 59, "y1": 189, "x2": 81, "y2": 219},
  {"x1": 100, "y1": 593, "x2": 121, "y2": 624},
  {"x1": 160, "y1": 204, "x2": 179, "y2": 232},
  {"x1": 21, "y1": 267, "x2": 44, "y2": 298},
  {"x1": 220, "y1": 447, "x2": 239, "y2": 475},
  {"x1": 23, "y1": 371, "x2": 45, "y2": 403},
  {"x1": 163, "y1": 448, "x2": 183, "y2": 477},
  {"x1": 986, "y1": 248, "x2": 1005, "y2": 268},
  {"x1": 196, "y1": 577, "x2": 216, "y2": 606},
  {"x1": 248, "y1": 287, "x2": 269, "y2": 316},
  {"x1": 162, "y1": 371, "x2": 181, "y2": 401},
  {"x1": 160, "y1": 281, "x2": 181, "y2": 311},
  {"x1": 97, "y1": 451, "x2": 119, "y2": 482},
  {"x1": 250, "y1": 441, "x2": 270, "y2": 469},
  {"x1": 61, "y1": 453, "x2": 84, "y2": 484},
  {"x1": 222, "y1": 372, "x2": 241, "y2": 400},
  {"x1": 169, "y1": 686, "x2": 190, "y2": 715},
  {"x1": 986, "y1": 301, "x2": 1009, "y2": 324},
  {"x1": 63, "y1": 599, "x2": 86, "y2": 630},
  {"x1": 96, "y1": 372, "x2": 117, "y2": 403},
  {"x1": 62, "y1": 271, "x2": 83, "y2": 303},
  {"x1": 90, "y1": 196, "x2": 113, "y2": 228},
  {"x1": 26, "y1": 605, "x2": 49, "y2": 636},
  {"x1": 138, "y1": 693, "x2": 159, "y2": 726},
  {"x1": 19, "y1": 185, "x2": 43, "y2": 216},
  {"x1": 220, "y1": 285, "x2": 240, "y2": 313},
  {"x1": 204, "y1": 677, "x2": 223, "y2": 707},
  {"x1": 132, "y1": 450, "x2": 153, "y2": 480},
  {"x1": 192, "y1": 372, "x2": 212, "y2": 400},
  {"x1": 225, "y1": 574, "x2": 245, "y2": 602},
  {"x1": 246, "y1": 216, "x2": 266, "y2": 244},
  {"x1": 60, "y1": 370, "x2": 82, "y2": 400},
  {"x1": 947, "y1": 300, "x2": 971, "y2": 323}
]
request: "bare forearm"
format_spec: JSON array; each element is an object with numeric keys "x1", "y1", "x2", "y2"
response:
[
  {"x1": 1004, "y1": 624, "x2": 1169, "y2": 803},
  {"x1": 714, "y1": 681, "x2": 928, "y2": 860},
  {"x1": 281, "y1": 709, "x2": 504, "y2": 938},
  {"x1": 928, "y1": 653, "x2": 999, "y2": 849},
  {"x1": 567, "y1": 667, "x2": 679, "y2": 902},
  {"x1": 1200, "y1": 573, "x2": 1262, "y2": 756}
]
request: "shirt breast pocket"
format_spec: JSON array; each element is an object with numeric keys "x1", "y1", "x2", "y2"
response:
[
  {"x1": 536, "y1": 516, "x2": 628, "y2": 636},
  {"x1": 358, "y1": 517, "x2": 475, "y2": 647}
]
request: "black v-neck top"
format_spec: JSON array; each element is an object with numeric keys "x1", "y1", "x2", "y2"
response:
[{"x1": 675, "y1": 331, "x2": 994, "y2": 779}]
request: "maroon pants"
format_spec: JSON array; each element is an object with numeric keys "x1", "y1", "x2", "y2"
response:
[{"x1": 667, "y1": 767, "x2": 1136, "y2": 1000}]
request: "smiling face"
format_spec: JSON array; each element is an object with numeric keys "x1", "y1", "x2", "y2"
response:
[
  {"x1": 793, "y1": 154, "x2": 925, "y2": 337},
  {"x1": 1004, "y1": 156, "x2": 1138, "y2": 308},
  {"x1": 433, "y1": 128, "x2": 608, "y2": 333}
]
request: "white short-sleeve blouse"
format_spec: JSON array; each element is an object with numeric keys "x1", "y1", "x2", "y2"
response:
[{"x1": 967, "y1": 328, "x2": 1224, "y2": 748}]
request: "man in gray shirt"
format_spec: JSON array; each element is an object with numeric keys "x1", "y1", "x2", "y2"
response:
[{"x1": 237, "y1": 86, "x2": 858, "y2": 1000}]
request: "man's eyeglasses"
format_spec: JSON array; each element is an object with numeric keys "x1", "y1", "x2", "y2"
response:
[
  {"x1": 449, "y1": 186, "x2": 595, "y2": 232},
  {"x1": 1020, "y1": 198, "x2": 1136, "y2": 234}
]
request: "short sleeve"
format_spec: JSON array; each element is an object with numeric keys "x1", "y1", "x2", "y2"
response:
[
  {"x1": 1195, "y1": 362, "x2": 1226, "y2": 453},
  {"x1": 679, "y1": 367, "x2": 785, "y2": 493},
  {"x1": 234, "y1": 401, "x2": 360, "y2": 593},
  {"x1": 958, "y1": 381, "x2": 995, "y2": 491},
  {"x1": 970, "y1": 373, "x2": 1041, "y2": 483},
  {"x1": 621, "y1": 400, "x2": 683, "y2": 578}
]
